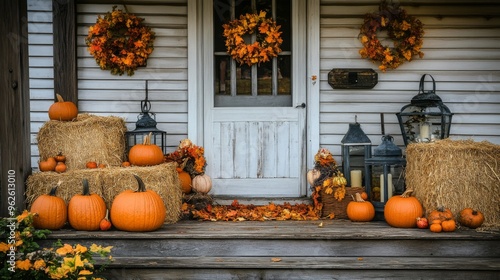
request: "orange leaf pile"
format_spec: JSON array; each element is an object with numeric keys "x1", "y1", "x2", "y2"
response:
[{"x1": 188, "y1": 200, "x2": 320, "y2": 222}]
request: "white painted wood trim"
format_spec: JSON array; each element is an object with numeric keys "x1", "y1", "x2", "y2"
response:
[
  {"x1": 307, "y1": 0, "x2": 320, "y2": 193},
  {"x1": 187, "y1": 0, "x2": 202, "y2": 145},
  {"x1": 202, "y1": 0, "x2": 214, "y2": 162}
]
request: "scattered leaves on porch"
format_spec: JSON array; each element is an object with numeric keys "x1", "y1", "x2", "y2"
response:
[
  {"x1": 271, "y1": 258, "x2": 282, "y2": 262},
  {"x1": 187, "y1": 200, "x2": 321, "y2": 222}
]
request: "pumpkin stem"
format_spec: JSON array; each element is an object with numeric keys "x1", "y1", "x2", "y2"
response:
[
  {"x1": 49, "y1": 186, "x2": 58, "y2": 196},
  {"x1": 354, "y1": 192, "x2": 365, "y2": 202},
  {"x1": 104, "y1": 209, "x2": 109, "y2": 220},
  {"x1": 401, "y1": 189, "x2": 413, "y2": 198},
  {"x1": 143, "y1": 132, "x2": 153, "y2": 145},
  {"x1": 56, "y1": 93, "x2": 65, "y2": 103},
  {"x1": 133, "y1": 174, "x2": 147, "y2": 192},
  {"x1": 82, "y1": 179, "x2": 91, "y2": 195}
]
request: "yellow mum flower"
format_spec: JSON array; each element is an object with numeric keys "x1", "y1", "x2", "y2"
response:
[
  {"x1": 79, "y1": 269, "x2": 93, "y2": 275},
  {"x1": 74, "y1": 244, "x2": 88, "y2": 254},
  {"x1": 33, "y1": 259, "x2": 46, "y2": 270},
  {"x1": 15, "y1": 259, "x2": 32, "y2": 270},
  {"x1": 17, "y1": 210, "x2": 30, "y2": 222},
  {"x1": 0, "y1": 242, "x2": 10, "y2": 253},
  {"x1": 56, "y1": 244, "x2": 74, "y2": 256}
]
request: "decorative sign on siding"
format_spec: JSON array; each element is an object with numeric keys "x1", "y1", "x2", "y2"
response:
[{"x1": 328, "y1": 68, "x2": 378, "y2": 89}]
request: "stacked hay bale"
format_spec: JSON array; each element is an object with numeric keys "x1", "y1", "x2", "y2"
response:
[
  {"x1": 406, "y1": 139, "x2": 500, "y2": 230},
  {"x1": 27, "y1": 114, "x2": 182, "y2": 224}
]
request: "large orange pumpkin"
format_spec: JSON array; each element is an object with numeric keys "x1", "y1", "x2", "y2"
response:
[
  {"x1": 128, "y1": 133, "x2": 164, "y2": 166},
  {"x1": 347, "y1": 193, "x2": 375, "y2": 222},
  {"x1": 31, "y1": 184, "x2": 67, "y2": 230},
  {"x1": 48, "y1": 93, "x2": 78, "y2": 121},
  {"x1": 384, "y1": 189, "x2": 423, "y2": 228},
  {"x1": 110, "y1": 175, "x2": 166, "y2": 232},
  {"x1": 68, "y1": 179, "x2": 107, "y2": 231}
]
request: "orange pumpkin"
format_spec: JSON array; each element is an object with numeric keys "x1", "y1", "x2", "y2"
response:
[
  {"x1": 121, "y1": 161, "x2": 131, "y2": 167},
  {"x1": 441, "y1": 219, "x2": 456, "y2": 232},
  {"x1": 68, "y1": 179, "x2": 107, "y2": 231},
  {"x1": 347, "y1": 193, "x2": 375, "y2": 222},
  {"x1": 39, "y1": 157, "x2": 57, "y2": 172},
  {"x1": 429, "y1": 223, "x2": 442, "y2": 233},
  {"x1": 128, "y1": 133, "x2": 164, "y2": 166},
  {"x1": 192, "y1": 174, "x2": 212, "y2": 194},
  {"x1": 99, "y1": 209, "x2": 112, "y2": 231},
  {"x1": 55, "y1": 162, "x2": 67, "y2": 173},
  {"x1": 458, "y1": 208, "x2": 484, "y2": 229},
  {"x1": 48, "y1": 93, "x2": 78, "y2": 121},
  {"x1": 30, "y1": 184, "x2": 67, "y2": 230},
  {"x1": 110, "y1": 175, "x2": 166, "y2": 232},
  {"x1": 177, "y1": 168, "x2": 192, "y2": 194},
  {"x1": 384, "y1": 189, "x2": 423, "y2": 228},
  {"x1": 54, "y1": 152, "x2": 66, "y2": 163}
]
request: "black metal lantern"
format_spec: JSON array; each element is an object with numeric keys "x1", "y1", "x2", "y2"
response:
[
  {"x1": 396, "y1": 74, "x2": 453, "y2": 146},
  {"x1": 364, "y1": 135, "x2": 406, "y2": 220},
  {"x1": 125, "y1": 80, "x2": 167, "y2": 158},
  {"x1": 341, "y1": 118, "x2": 372, "y2": 188}
]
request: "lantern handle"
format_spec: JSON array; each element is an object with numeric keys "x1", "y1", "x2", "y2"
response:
[{"x1": 418, "y1": 74, "x2": 436, "y2": 95}]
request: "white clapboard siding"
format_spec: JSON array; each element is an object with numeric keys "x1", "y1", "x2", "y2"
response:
[
  {"x1": 76, "y1": 1, "x2": 189, "y2": 154},
  {"x1": 319, "y1": 0, "x2": 500, "y2": 158},
  {"x1": 28, "y1": 0, "x2": 54, "y2": 168}
]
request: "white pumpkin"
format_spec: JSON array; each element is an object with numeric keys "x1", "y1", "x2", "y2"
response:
[
  {"x1": 178, "y1": 138, "x2": 193, "y2": 149},
  {"x1": 307, "y1": 169, "x2": 321, "y2": 186},
  {"x1": 192, "y1": 174, "x2": 212, "y2": 194}
]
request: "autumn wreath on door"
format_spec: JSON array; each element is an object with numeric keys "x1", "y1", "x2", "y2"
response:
[
  {"x1": 85, "y1": 6, "x2": 155, "y2": 76},
  {"x1": 358, "y1": 1, "x2": 424, "y2": 72},
  {"x1": 223, "y1": 11, "x2": 283, "y2": 66}
]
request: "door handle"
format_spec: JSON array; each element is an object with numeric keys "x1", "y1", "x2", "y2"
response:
[{"x1": 295, "y1": 103, "x2": 306, "y2": 109}]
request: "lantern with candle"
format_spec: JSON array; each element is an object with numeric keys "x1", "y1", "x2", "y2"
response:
[
  {"x1": 396, "y1": 74, "x2": 453, "y2": 146},
  {"x1": 341, "y1": 118, "x2": 372, "y2": 188},
  {"x1": 364, "y1": 135, "x2": 406, "y2": 220}
]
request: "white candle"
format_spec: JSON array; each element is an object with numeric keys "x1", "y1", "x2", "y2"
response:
[
  {"x1": 380, "y1": 174, "x2": 393, "y2": 202},
  {"x1": 419, "y1": 123, "x2": 430, "y2": 140},
  {"x1": 350, "y1": 170, "x2": 362, "y2": 187}
]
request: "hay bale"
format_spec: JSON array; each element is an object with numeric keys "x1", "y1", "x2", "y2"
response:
[
  {"x1": 101, "y1": 163, "x2": 182, "y2": 224},
  {"x1": 26, "y1": 169, "x2": 104, "y2": 206},
  {"x1": 26, "y1": 162, "x2": 183, "y2": 224},
  {"x1": 406, "y1": 139, "x2": 500, "y2": 230},
  {"x1": 37, "y1": 113, "x2": 126, "y2": 170}
]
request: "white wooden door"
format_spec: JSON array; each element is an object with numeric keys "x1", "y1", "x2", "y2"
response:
[{"x1": 203, "y1": 1, "x2": 307, "y2": 197}]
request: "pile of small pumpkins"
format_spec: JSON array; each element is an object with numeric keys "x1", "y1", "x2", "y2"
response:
[
  {"x1": 346, "y1": 189, "x2": 485, "y2": 231},
  {"x1": 30, "y1": 175, "x2": 167, "y2": 232},
  {"x1": 38, "y1": 152, "x2": 67, "y2": 173}
]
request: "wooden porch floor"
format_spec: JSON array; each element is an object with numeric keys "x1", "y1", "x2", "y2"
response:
[{"x1": 40, "y1": 219, "x2": 500, "y2": 280}]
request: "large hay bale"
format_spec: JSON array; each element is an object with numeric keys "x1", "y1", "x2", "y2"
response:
[
  {"x1": 37, "y1": 113, "x2": 126, "y2": 170},
  {"x1": 101, "y1": 163, "x2": 182, "y2": 224},
  {"x1": 406, "y1": 139, "x2": 500, "y2": 230},
  {"x1": 26, "y1": 162, "x2": 183, "y2": 224}
]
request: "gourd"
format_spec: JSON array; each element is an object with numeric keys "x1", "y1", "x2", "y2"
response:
[
  {"x1": 458, "y1": 208, "x2": 484, "y2": 229},
  {"x1": 177, "y1": 168, "x2": 192, "y2": 194},
  {"x1": 384, "y1": 189, "x2": 423, "y2": 228},
  {"x1": 30, "y1": 184, "x2": 67, "y2": 230},
  {"x1": 306, "y1": 169, "x2": 321, "y2": 186},
  {"x1": 128, "y1": 133, "x2": 164, "y2": 166},
  {"x1": 99, "y1": 209, "x2": 112, "y2": 231},
  {"x1": 68, "y1": 179, "x2": 107, "y2": 231},
  {"x1": 110, "y1": 175, "x2": 166, "y2": 232},
  {"x1": 192, "y1": 174, "x2": 212, "y2": 194},
  {"x1": 347, "y1": 193, "x2": 375, "y2": 222},
  {"x1": 48, "y1": 93, "x2": 78, "y2": 121}
]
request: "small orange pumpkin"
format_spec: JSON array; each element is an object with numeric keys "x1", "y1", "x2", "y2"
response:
[
  {"x1": 30, "y1": 183, "x2": 67, "y2": 230},
  {"x1": 121, "y1": 161, "x2": 131, "y2": 167},
  {"x1": 54, "y1": 152, "x2": 66, "y2": 163},
  {"x1": 48, "y1": 93, "x2": 78, "y2": 121},
  {"x1": 68, "y1": 179, "x2": 107, "y2": 231},
  {"x1": 430, "y1": 223, "x2": 442, "y2": 233},
  {"x1": 99, "y1": 209, "x2": 112, "y2": 231},
  {"x1": 55, "y1": 162, "x2": 67, "y2": 173},
  {"x1": 360, "y1": 191, "x2": 369, "y2": 200},
  {"x1": 384, "y1": 189, "x2": 423, "y2": 228},
  {"x1": 39, "y1": 157, "x2": 57, "y2": 172},
  {"x1": 128, "y1": 133, "x2": 164, "y2": 166},
  {"x1": 86, "y1": 161, "x2": 98, "y2": 169},
  {"x1": 110, "y1": 175, "x2": 166, "y2": 232},
  {"x1": 192, "y1": 174, "x2": 212, "y2": 194},
  {"x1": 428, "y1": 206, "x2": 454, "y2": 224},
  {"x1": 441, "y1": 219, "x2": 456, "y2": 232},
  {"x1": 347, "y1": 193, "x2": 375, "y2": 222},
  {"x1": 177, "y1": 168, "x2": 192, "y2": 194},
  {"x1": 458, "y1": 208, "x2": 484, "y2": 229}
]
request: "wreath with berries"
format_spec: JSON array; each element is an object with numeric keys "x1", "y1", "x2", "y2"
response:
[
  {"x1": 358, "y1": 1, "x2": 424, "y2": 72},
  {"x1": 85, "y1": 6, "x2": 155, "y2": 76},
  {"x1": 222, "y1": 11, "x2": 283, "y2": 66}
]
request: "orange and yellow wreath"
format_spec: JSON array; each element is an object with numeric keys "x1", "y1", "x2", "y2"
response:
[
  {"x1": 223, "y1": 11, "x2": 283, "y2": 66},
  {"x1": 85, "y1": 6, "x2": 155, "y2": 76},
  {"x1": 359, "y1": 1, "x2": 424, "y2": 72}
]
